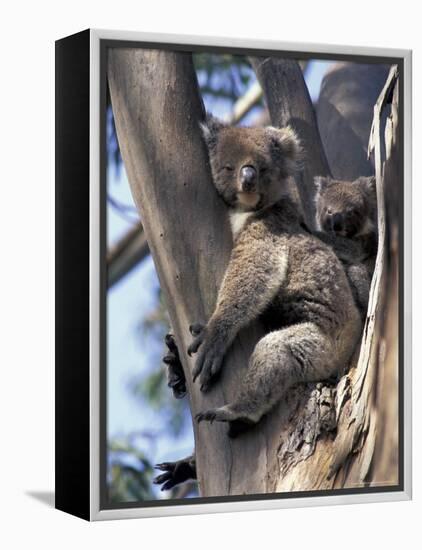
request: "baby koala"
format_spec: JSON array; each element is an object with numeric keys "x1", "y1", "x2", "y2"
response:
[{"x1": 314, "y1": 175, "x2": 378, "y2": 316}]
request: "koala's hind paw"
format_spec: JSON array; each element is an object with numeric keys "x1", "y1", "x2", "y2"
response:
[
  {"x1": 196, "y1": 405, "x2": 235, "y2": 424},
  {"x1": 153, "y1": 457, "x2": 196, "y2": 491},
  {"x1": 195, "y1": 409, "x2": 218, "y2": 424},
  {"x1": 196, "y1": 406, "x2": 257, "y2": 437},
  {"x1": 163, "y1": 333, "x2": 186, "y2": 399},
  {"x1": 188, "y1": 322, "x2": 226, "y2": 390}
]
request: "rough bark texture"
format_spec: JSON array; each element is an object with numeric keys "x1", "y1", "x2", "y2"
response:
[{"x1": 108, "y1": 50, "x2": 400, "y2": 497}]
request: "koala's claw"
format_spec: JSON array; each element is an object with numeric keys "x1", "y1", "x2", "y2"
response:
[
  {"x1": 153, "y1": 463, "x2": 177, "y2": 491},
  {"x1": 153, "y1": 457, "x2": 196, "y2": 491},
  {"x1": 187, "y1": 323, "x2": 205, "y2": 357},
  {"x1": 196, "y1": 407, "x2": 256, "y2": 438},
  {"x1": 163, "y1": 351, "x2": 177, "y2": 364},
  {"x1": 163, "y1": 333, "x2": 186, "y2": 399},
  {"x1": 188, "y1": 336, "x2": 203, "y2": 357},
  {"x1": 155, "y1": 462, "x2": 174, "y2": 471},
  {"x1": 196, "y1": 410, "x2": 218, "y2": 424},
  {"x1": 195, "y1": 406, "x2": 232, "y2": 424},
  {"x1": 188, "y1": 322, "x2": 225, "y2": 389},
  {"x1": 165, "y1": 333, "x2": 178, "y2": 351},
  {"x1": 194, "y1": 351, "x2": 224, "y2": 389}
]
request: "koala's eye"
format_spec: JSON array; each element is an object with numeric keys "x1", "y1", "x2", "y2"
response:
[
  {"x1": 260, "y1": 166, "x2": 268, "y2": 174},
  {"x1": 222, "y1": 165, "x2": 234, "y2": 172}
]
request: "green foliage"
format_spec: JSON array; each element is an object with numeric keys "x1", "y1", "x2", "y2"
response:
[
  {"x1": 130, "y1": 363, "x2": 189, "y2": 437},
  {"x1": 108, "y1": 437, "x2": 156, "y2": 503},
  {"x1": 139, "y1": 287, "x2": 169, "y2": 338},
  {"x1": 107, "y1": 285, "x2": 191, "y2": 501},
  {"x1": 108, "y1": 433, "x2": 199, "y2": 502},
  {"x1": 131, "y1": 287, "x2": 190, "y2": 436},
  {"x1": 194, "y1": 53, "x2": 256, "y2": 101}
]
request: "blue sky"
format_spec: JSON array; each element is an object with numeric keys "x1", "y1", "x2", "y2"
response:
[
  {"x1": 106, "y1": 58, "x2": 335, "y2": 483},
  {"x1": 107, "y1": 168, "x2": 194, "y2": 467}
]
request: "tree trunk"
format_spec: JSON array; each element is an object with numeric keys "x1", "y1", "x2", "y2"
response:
[{"x1": 108, "y1": 49, "x2": 399, "y2": 497}]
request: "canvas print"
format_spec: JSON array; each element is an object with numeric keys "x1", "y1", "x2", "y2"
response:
[{"x1": 103, "y1": 45, "x2": 401, "y2": 507}]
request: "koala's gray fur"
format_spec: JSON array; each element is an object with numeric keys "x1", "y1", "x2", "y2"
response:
[
  {"x1": 189, "y1": 116, "x2": 362, "y2": 436},
  {"x1": 313, "y1": 176, "x2": 378, "y2": 316}
]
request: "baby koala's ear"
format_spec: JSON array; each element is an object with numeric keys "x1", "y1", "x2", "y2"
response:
[
  {"x1": 266, "y1": 125, "x2": 302, "y2": 173},
  {"x1": 199, "y1": 114, "x2": 226, "y2": 149},
  {"x1": 314, "y1": 175, "x2": 331, "y2": 194}
]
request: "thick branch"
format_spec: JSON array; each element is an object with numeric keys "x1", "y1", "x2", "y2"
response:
[
  {"x1": 225, "y1": 81, "x2": 262, "y2": 125},
  {"x1": 107, "y1": 222, "x2": 149, "y2": 289}
]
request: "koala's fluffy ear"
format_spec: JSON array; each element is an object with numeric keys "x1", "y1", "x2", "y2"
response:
[
  {"x1": 199, "y1": 114, "x2": 226, "y2": 149},
  {"x1": 314, "y1": 176, "x2": 331, "y2": 194},
  {"x1": 358, "y1": 175, "x2": 376, "y2": 196},
  {"x1": 266, "y1": 126, "x2": 301, "y2": 173}
]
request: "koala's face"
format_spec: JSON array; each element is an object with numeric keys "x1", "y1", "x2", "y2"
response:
[
  {"x1": 200, "y1": 116, "x2": 300, "y2": 211},
  {"x1": 315, "y1": 176, "x2": 376, "y2": 238}
]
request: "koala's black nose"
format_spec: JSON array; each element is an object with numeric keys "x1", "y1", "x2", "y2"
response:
[
  {"x1": 331, "y1": 212, "x2": 343, "y2": 232},
  {"x1": 240, "y1": 165, "x2": 257, "y2": 191}
]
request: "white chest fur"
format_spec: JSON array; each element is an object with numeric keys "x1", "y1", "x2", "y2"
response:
[{"x1": 229, "y1": 211, "x2": 253, "y2": 238}]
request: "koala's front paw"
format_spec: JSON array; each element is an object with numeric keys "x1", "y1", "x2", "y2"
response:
[
  {"x1": 187, "y1": 323, "x2": 205, "y2": 357},
  {"x1": 188, "y1": 324, "x2": 225, "y2": 392}
]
